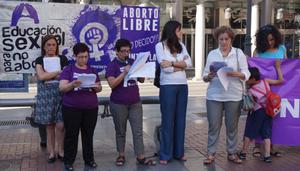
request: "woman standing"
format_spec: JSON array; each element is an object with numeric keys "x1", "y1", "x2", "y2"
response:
[
  {"x1": 35, "y1": 35, "x2": 68, "y2": 163},
  {"x1": 202, "y1": 26, "x2": 250, "y2": 164},
  {"x1": 254, "y1": 24, "x2": 287, "y2": 59},
  {"x1": 252, "y1": 24, "x2": 286, "y2": 157},
  {"x1": 155, "y1": 20, "x2": 192, "y2": 165},
  {"x1": 59, "y1": 43, "x2": 102, "y2": 171}
]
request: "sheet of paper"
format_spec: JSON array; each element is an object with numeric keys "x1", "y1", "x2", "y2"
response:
[
  {"x1": 77, "y1": 74, "x2": 96, "y2": 88},
  {"x1": 217, "y1": 67, "x2": 233, "y2": 91},
  {"x1": 124, "y1": 52, "x2": 154, "y2": 87},
  {"x1": 43, "y1": 57, "x2": 61, "y2": 72},
  {"x1": 129, "y1": 62, "x2": 155, "y2": 78}
]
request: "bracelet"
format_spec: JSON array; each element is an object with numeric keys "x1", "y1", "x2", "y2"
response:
[{"x1": 171, "y1": 61, "x2": 174, "y2": 66}]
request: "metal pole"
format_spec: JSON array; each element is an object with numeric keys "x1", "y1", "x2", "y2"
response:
[
  {"x1": 261, "y1": 0, "x2": 272, "y2": 25},
  {"x1": 244, "y1": 0, "x2": 252, "y2": 57}
]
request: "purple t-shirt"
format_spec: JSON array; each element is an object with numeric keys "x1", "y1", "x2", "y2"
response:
[
  {"x1": 105, "y1": 58, "x2": 140, "y2": 105},
  {"x1": 60, "y1": 65, "x2": 100, "y2": 109}
]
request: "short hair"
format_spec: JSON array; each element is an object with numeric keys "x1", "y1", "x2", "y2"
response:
[
  {"x1": 255, "y1": 24, "x2": 282, "y2": 53},
  {"x1": 248, "y1": 67, "x2": 260, "y2": 81},
  {"x1": 41, "y1": 35, "x2": 59, "y2": 56},
  {"x1": 115, "y1": 39, "x2": 131, "y2": 52},
  {"x1": 213, "y1": 26, "x2": 235, "y2": 41},
  {"x1": 73, "y1": 42, "x2": 89, "y2": 56}
]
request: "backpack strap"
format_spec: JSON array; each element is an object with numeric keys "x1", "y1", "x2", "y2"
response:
[
  {"x1": 251, "y1": 82, "x2": 266, "y2": 95},
  {"x1": 262, "y1": 80, "x2": 270, "y2": 93}
]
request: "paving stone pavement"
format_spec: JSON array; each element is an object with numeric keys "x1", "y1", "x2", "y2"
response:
[{"x1": 1, "y1": 97, "x2": 300, "y2": 171}]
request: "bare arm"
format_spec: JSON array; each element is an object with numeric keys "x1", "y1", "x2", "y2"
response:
[
  {"x1": 91, "y1": 81, "x2": 102, "y2": 93},
  {"x1": 35, "y1": 64, "x2": 60, "y2": 81},
  {"x1": 266, "y1": 60, "x2": 284, "y2": 85},
  {"x1": 59, "y1": 79, "x2": 82, "y2": 93},
  {"x1": 107, "y1": 65, "x2": 130, "y2": 89}
]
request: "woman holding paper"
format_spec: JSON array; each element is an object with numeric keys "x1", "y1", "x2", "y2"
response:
[
  {"x1": 155, "y1": 20, "x2": 192, "y2": 164},
  {"x1": 59, "y1": 43, "x2": 101, "y2": 170},
  {"x1": 202, "y1": 26, "x2": 250, "y2": 164},
  {"x1": 35, "y1": 35, "x2": 68, "y2": 163}
]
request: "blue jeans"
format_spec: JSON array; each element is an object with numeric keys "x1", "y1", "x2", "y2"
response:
[{"x1": 159, "y1": 85, "x2": 188, "y2": 160}]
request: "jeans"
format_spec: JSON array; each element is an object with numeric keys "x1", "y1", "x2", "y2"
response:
[{"x1": 159, "y1": 84, "x2": 188, "y2": 160}]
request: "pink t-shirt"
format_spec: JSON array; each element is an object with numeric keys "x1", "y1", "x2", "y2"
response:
[{"x1": 248, "y1": 80, "x2": 270, "y2": 111}]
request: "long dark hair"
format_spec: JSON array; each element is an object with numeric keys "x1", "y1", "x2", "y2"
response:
[
  {"x1": 41, "y1": 35, "x2": 59, "y2": 56},
  {"x1": 160, "y1": 20, "x2": 182, "y2": 54},
  {"x1": 255, "y1": 24, "x2": 282, "y2": 53}
]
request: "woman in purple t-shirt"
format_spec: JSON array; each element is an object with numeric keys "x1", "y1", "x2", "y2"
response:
[
  {"x1": 106, "y1": 39, "x2": 156, "y2": 166},
  {"x1": 59, "y1": 43, "x2": 101, "y2": 171}
]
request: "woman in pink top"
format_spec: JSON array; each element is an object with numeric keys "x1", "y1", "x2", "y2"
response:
[{"x1": 238, "y1": 60, "x2": 283, "y2": 163}]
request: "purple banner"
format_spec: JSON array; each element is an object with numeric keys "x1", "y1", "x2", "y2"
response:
[
  {"x1": 120, "y1": 6, "x2": 160, "y2": 62},
  {"x1": 248, "y1": 58, "x2": 300, "y2": 146}
]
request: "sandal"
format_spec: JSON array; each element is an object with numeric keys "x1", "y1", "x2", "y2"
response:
[
  {"x1": 115, "y1": 156, "x2": 125, "y2": 166},
  {"x1": 136, "y1": 157, "x2": 156, "y2": 166},
  {"x1": 252, "y1": 147, "x2": 262, "y2": 157},
  {"x1": 85, "y1": 161, "x2": 97, "y2": 168},
  {"x1": 48, "y1": 155, "x2": 56, "y2": 163},
  {"x1": 159, "y1": 160, "x2": 168, "y2": 165},
  {"x1": 64, "y1": 164, "x2": 74, "y2": 171},
  {"x1": 261, "y1": 156, "x2": 272, "y2": 163},
  {"x1": 238, "y1": 151, "x2": 247, "y2": 160},
  {"x1": 203, "y1": 156, "x2": 215, "y2": 165},
  {"x1": 270, "y1": 151, "x2": 282, "y2": 157},
  {"x1": 175, "y1": 156, "x2": 187, "y2": 162},
  {"x1": 227, "y1": 154, "x2": 242, "y2": 164}
]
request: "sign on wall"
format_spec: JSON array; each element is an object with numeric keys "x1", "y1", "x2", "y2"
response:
[{"x1": 0, "y1": 2, "x2": 160, "y2": 74}]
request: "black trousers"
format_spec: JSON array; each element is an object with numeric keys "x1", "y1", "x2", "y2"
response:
[{"x1": 62, "y1": 105, "x2": 98, "y2": 164}]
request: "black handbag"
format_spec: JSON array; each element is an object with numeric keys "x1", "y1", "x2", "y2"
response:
[
  {"x1": 153, "y1": 64, "x2": 160, "y2": 88},
  {"x1": 26, "y1": 104, "x2": 43, "y2": 128}
]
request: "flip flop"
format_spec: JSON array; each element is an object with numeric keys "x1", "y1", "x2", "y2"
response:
[
  {"x1": 227, "y1": 154, "x2": 242, "y2": 164},
  {"x1": 203, "y1": 156, "x2": 215, "y2": 165},
  {"x1": 115, "y1": 156, "x2": 125, "y2": 166}
]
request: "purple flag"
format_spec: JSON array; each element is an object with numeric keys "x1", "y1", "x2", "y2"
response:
[{"x1": 248, "y1": 58, "x2": 300, "y2": 146}]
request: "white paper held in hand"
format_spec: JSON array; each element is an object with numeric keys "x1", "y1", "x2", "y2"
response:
[
  {"x1": 43, "y1": 57, "x2": 61, "y2": 72},
  {"x1": 217, "y1": 67, "x2": 233, "y2": 91},
  {"x1": 77, "y1": 74, "x2": 96, "y2": 88}
]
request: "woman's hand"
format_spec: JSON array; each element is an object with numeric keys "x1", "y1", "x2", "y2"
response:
[
  {"x1": 203, "y1": 72, "x2": 216, "y2": 82},
  {"x1": 160, "y1": 60, "x2": 172, "y2": 68},
  {"x1": 72, "y1": 80, "x2": 82, "y2": 88},
  {"x1": 124, "y1": 65, "x2": 131, "y2": 74}
]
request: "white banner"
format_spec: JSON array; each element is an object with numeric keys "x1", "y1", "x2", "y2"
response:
[{"x1": 0, "y1": 2, "x2": 121, "y2": 73}]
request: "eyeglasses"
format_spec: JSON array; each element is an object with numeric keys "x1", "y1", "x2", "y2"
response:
[{"x1": 119, "y1": 49, "x2": 131, "y2": 54}]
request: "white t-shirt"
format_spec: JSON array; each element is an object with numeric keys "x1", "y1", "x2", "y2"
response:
[{"x1": 155, "y1": 42, "x2": 192, "y2": 85}]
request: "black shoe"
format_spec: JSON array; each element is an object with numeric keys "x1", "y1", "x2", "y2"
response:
[
  {"x1": 238, "y1": 151, "x2": 247, "y2": 160},
  {"x1": 48, "y1": 156, "x2": 56, "y2": 163},
  {"x1": 64, "y1": 164, "x2": 74, "y2": 171},
  {"x1": 57, "y1": 154, "x2": 64, "y2": 162},
  {"x1": 40, "y1": 142, "x2": 47, "y2": 148},
  {"x1": 260, "y1": 155, "x2": 272, "y2": 163},
  {"x1": 85, "y1": 161, "x2": 97, "y2": 168}
]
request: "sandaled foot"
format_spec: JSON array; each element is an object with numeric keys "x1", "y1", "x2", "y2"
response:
[
  {"x1": 85, "y1": 161, "x2": 97, "y2": 168},
  {"x1": 137, "y1": 157, "x2": 156, "y2": 166},
  {"x1": 238, "y1": 151, "x2": 247, "y2": 160},
  {"x1": 261, "y1": 156, "x2": 272, "y2": 163},
  {"x1": 227, "y1": 154, "x2": 242, "y2": 164},
  {"x1": 159, "y1": 160, "x2": 168, "y2": 165},
  {"x1": 175, "y1": 156, "x2": 187, "y2": 162},
  {"x1": 48, "y1": 155, "x2": 56, "y2": 163},
  {"x1": 203, "y1": 156, "x2": 215, "y2": 165},
  {"x1": 56, "y1": 154, "x2": 64, "y2": 162},
  {"x1": 252, "y1": 147, "x2": 262, "y2": 157},
  {"x1": 115, "y1": 156, "x2": 125, "y2": 166},
  {"x1": 64, "y1": 164, "x2": 74, "y2": 171},
  {"x1": 271, "y1": 151, "x2": 282, "y2": 157}
]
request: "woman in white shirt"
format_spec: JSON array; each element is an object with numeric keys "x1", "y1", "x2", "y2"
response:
[
  {"x1": 202, "y1": 26, "x2": 250, "y2": 164},
  {"x1": 155, "y1": 20, "x2": 192, "y2": 165}
]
